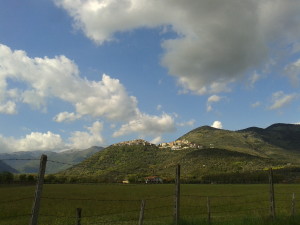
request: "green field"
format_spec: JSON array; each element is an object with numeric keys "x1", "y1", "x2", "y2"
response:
[{"x1": 0, "y1": 184, "x2": 299, "y2": 225}]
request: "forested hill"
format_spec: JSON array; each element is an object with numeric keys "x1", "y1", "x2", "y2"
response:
[
  {"x1": 60, "y1": 123, "x2": 300, "y2": 183},
  {"x1": 61, "y1": 140, "x2": 286, "y2": 182}
]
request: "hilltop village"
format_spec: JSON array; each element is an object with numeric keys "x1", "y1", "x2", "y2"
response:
[{"x1": 112, "y1": 139, "x2": 203, "y2": 150}]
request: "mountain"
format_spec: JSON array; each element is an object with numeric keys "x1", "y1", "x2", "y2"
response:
[
  {"x1": 0, "y1": 160, "x2": 18, "y2": 173},
  {"x1": 242, "y1": 123, "x2": 300, "y2": 151},
  {"x1": 178, "y1": 123, "x2": 300, "y2": 163},
  {"x1": 60, "y1": 138, "x2": 290, "y2": 182},
  {"x1": 0, "y1": 146, "x2": 103, "y2": 174},
  {"x1": 59, "y1": 124, "x2": 300, "y2": 182}
]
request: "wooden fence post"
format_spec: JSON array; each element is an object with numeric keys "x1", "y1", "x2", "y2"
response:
[
  {"x1": 207, "y1": 197, "x2": 211, "y2": 224},
  {"x1": 29, "y1": 154, "x2": 47, "y2": 225},
  {"x1": 138, "y1": 200, "x2": 146, "y2": 225},
  {"x1": 76, "y1": 208, "x2": 82, "y2": 225},
  {"x1": 291, "y1": 193, "x2": 295, "y2": 218},
  {"x1": 269, "y1": 168, "x2": 276, "y2": 219},
  {"x1": 174, "y1": 164, "x2": 180, "y2": 225}
]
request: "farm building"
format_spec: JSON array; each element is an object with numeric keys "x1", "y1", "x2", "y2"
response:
[{"x1": 144, "y1": 176, "x2": 163, "y2": 184}]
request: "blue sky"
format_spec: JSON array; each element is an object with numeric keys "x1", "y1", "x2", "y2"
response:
[{"x1": 0, "y1": 0, "x2": 300, "y2": 152}]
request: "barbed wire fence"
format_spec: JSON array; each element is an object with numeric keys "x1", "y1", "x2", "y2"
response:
[{"x1": 0, "y1": 155, "x2": 299, "y2": 225}]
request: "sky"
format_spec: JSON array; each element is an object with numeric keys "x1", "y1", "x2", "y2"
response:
[{"x1": 0, "y1": 0, "x2": 300, "y2": 153}]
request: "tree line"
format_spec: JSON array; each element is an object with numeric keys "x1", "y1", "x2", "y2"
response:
[{"x1": 1, "y1": 166, "x2": 299, "y2": 184}]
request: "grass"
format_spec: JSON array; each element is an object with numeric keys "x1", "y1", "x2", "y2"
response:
[
  {"x1": 176, "y1": 216, "x2": 300, "y2": 225},
  {"x1": 0, "y1": 183, "x2": 299, "y2": 225}
]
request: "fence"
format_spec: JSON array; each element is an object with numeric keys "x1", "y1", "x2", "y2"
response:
[{"x1": 0, "y1": 155, "x2": 299, "y2": 225}]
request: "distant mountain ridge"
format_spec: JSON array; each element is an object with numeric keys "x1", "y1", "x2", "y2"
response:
[
  {"x1": 0, "y1": 146, "x2": 103, "y2": 174},
  {"x1": 0, "y1": 160, "x2": 18, "y2": 173}
]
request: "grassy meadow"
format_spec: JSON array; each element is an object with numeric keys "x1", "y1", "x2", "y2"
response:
[{"x1": 0, "y1": 183, "x2": 299, "y2": 225}]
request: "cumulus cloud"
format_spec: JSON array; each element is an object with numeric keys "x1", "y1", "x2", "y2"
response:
[
  {"x1": 0, "y1": 132, "x2": 65, "y2": 153},
  {"x1": 0, "y1": 122, "x2": 106, "y2": 152},
  {"x1": 268, "y1": 91, "x2": 297, "y2": 110},
  {"x1": 55, "y1": 0, "x2": 300, "y2": 94},
  {"x1": 54, "y1": 0, "x2": 170, "y2": 44},
  {"x1": 211, "y1": 121, "x2": 223, "y2": 129},
  {"x1": 113, "y1": 112, "x2": 176, "y2": 138},
  {"x1": 0, "y1": 43, "x2": 179, "y2": 144},
  {"x1": 69, "y1": 121, "x2": 105, "y2": 149},
  {"x1": 207, "y1": 95, "x2": 222, "y2": 112},
  {"x1": 0, "y1": 44, "x2": 138, "y2": 121}
]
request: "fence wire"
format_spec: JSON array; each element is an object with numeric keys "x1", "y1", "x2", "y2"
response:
[{"x1": 0, "y1": 197, "x2": 33, "y2": 204}]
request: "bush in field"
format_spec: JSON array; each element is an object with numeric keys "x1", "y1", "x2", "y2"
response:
[
  {"x1": 27, "y1": 174, "x2": 37, "y2": 183},
  {"x1": 45, "y1": 174, "x2": 57, "y2": 183},
  {"x1": 18, "y1": 174, "x2": 27, "y2": 183}
]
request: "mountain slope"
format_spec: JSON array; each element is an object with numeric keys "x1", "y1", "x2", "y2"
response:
[
  {"x1": 0, "y1": 160, "x2": 18, "y2": 173},
  {"x1": 61, "y1": 140, "x2": 284, "y2": 182},
  {"x1": 178, "y1": 123, "x2": 300, "y2": 163},
  {"x1": 240, "y1": 123, "x2": 300, "y2": 151}
]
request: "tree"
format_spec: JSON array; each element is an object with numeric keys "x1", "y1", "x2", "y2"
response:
[{"x1": 0, "y1": 172, "x2": 14, "y2": 183}]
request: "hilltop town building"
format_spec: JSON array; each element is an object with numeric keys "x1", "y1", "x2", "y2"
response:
[
  {"x1": 158, "y1": 139, "x2": 203, "y2": 150},
  {"x1": 113, "y1": 139, "x2": 156, "y2": 147},
  {"x1": 144, "y1": 176, "x2": 163, "y2": 184},
  {"x1": 112, "y1": 138, "x2": 203, "y2": 151}
]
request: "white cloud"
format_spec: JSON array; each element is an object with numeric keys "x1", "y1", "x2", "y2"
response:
[
  {"x1": 113, "y1": 112, "x2": 176, "y2": 138},
  {"x1": 17, "y1": 132, "x2": 65, "y2": 151},
  {"x1": 0, "y1": 122, "x2": 106, "y2": 152},
  {"x1": 22, "y1": 90, "x2": 47, "y2": 111},
  {"x1": 207, "y1": 95, "x2": 222, "y2": 103},
  {"x1": 0, "y1": 132, "x2": 65, "y2": 153},
  {"x1": 207, "y1": 95, "x2": 222, "y2": 112},
  {"x1": 211, "y1": 121, "x2": 223, "y2": 129},
  {"x1": 54, "y1": 0, "x2": 170, "y2": 45},
  {"x1": 0, "y1": 101, "x2": 17, "y2": 114},
  {"x1": 68, "y1": 121, "x2": 105, "y2": 149},
  {"x1": 269, "y1": 91, "x2": 297, "y2": 110},
  {"x1": 53, "y1": 112, "x2": 82, "y2": 122},
  {"x1": 0, "y1": 43, "x2": 138, "y2": 121},
  {"x1": 55, "y1": 0, "x2": 300, "y2": 94}
]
